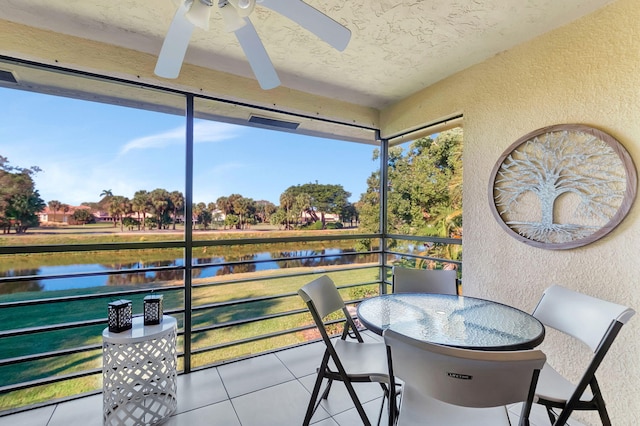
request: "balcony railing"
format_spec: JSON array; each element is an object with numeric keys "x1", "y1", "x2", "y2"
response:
[{"x1": 0, "y1": 232, "x2": 461, "y2": 414}]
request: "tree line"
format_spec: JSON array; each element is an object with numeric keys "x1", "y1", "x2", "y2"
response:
[
  {"x1": 356, "y1": 129, "x2": 463, "y2": 262},
  {"x1": 87, "y1": 182, "x2": 357, "y2": 232},
  {"x1": 1, "y1": 128, "x2": 462, "y2": 239},
  {"x1": 0, "y1": 156, "x2": 45, "y2": 233},
  {"x1": 0, "y1": 158, "x2": 357, "y2": 233}
]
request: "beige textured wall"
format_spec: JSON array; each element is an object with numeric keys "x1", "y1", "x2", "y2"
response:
[{"x1": 381, "y1": 0, "x2": 640, "y2": 424}]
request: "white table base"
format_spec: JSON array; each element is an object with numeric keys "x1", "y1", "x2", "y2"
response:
[{"x1": 103, "y1": 316, "x2": 177, "y2": 426}]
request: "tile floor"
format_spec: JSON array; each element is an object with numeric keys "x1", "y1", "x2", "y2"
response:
[{"x1": 0, "y1": 331, "x2": 585, "y2": 426}]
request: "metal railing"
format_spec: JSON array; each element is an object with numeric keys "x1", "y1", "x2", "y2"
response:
[{"x1": 0, "y1": 232, "x2": 461, "y2": 414}]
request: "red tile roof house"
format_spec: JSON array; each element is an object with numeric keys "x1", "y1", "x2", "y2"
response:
[{"x1": 38, "y1": 205, "x2": 96, "y2": 225}]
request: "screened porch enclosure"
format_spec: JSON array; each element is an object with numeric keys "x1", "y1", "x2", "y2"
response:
[{"x1": 0, "y1": 58, "x2": 462, "y2": 414}]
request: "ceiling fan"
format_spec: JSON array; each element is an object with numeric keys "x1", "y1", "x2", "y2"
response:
[{"x1": 154, "y1": 0, "x2": 351, "y2": 90}]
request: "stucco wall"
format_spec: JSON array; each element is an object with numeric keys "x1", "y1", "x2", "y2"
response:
[{"x1": 381, "y1": 0, "x2": 640, "y2": 424}]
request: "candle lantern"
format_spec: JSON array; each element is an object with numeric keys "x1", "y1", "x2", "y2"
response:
[
  {"x1": 108, "y1": 299, "x2": 132, "y2": 333},
  {"x1": 144, "y1": 294, "x2": 164, "y2": 325}
]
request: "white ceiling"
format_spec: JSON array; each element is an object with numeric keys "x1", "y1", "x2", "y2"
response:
[{"x1": 0, "y1": 0, "x2": 615, "y2": 112}]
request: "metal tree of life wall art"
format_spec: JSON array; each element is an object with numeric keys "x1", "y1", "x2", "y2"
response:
[{"x1": 489, "y1": 124, "x2": 637, "y2": 250}]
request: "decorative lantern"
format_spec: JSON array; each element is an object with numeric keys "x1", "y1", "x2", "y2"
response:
[
  {"x1": 144, "y1": 294, "x2": 164, "y2": 325},
  {"x1": 108, "y1": 299, "x2": 132, "y2": 333}
]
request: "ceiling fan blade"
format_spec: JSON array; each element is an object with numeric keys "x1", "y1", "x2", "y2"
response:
[
  {"x1": 259, "y1": 0, "x2": 351, "y2": 51},
  {"x1": 154, "y1": 2, "x2": 195, "y2": 79},
  {"x1": 234, "y1": 18, "x2": 281, "y2": 90},
  {"x1": 219, "y1": 2, "x2": 247, "y2": 32}
]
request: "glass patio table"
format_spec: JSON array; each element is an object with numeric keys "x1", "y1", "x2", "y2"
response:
[{"x1": 357, "y1": 293, "x2": 545, "y2": 350}]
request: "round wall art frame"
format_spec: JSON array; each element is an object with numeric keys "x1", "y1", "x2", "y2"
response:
[{"x1": 489, "y1": 124, "x2": 637, "y2": 250}]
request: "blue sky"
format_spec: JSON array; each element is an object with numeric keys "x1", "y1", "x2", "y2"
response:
[{"x1": 1, "y1": 87, "x2": 379, "y2": 206}]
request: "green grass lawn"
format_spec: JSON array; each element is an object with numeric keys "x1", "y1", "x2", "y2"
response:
[
  {"x1": 0, "y1": 261, "x2": 381, "y2": 411},
  {"x1": 0, "y1": 223, "x2": 362, "y2": 246}
]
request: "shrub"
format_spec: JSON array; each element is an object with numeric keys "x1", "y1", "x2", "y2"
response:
[
  {"x1": 349, "y1": 284, "x2": 379, "y2": 300},
  {"x1": 305, "y1": 221, "x2": 323, "y2": 230},
  {"x1": 122, "y1": 217, "x2": 140, "y2": 231},
  {"x1": 145, "y1": 217, "x2": 158, "y2": 230}
]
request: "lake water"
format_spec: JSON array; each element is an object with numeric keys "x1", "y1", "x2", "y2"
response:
[{"x1": 2, "y1": 249, "x2": 379, "y2": 293}]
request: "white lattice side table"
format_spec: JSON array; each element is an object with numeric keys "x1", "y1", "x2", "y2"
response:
[{"x1": 102, "y1": 315, "x2": 177, "y2": 426}]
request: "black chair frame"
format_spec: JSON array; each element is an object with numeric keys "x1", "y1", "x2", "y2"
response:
[
  {"x1": 539, "y1": 319, "x2": 625, "y2": 426},
  {"x1": 301, "y1": 298, "x2": 389, "y2": 426}
]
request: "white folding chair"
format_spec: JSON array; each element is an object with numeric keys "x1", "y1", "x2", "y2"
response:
[
  {"x1": 532, "y1": 285, "x2": 635, "y2": 425},
  {"x1": 391, "y1": 266, "x2": 458, "y2": 295},
  {"x1": 298, "y1": 275, "x2": 390, "y2": 426},
  {"x1": 384, "y1": 328, "x2": 546, "y2": 426}
]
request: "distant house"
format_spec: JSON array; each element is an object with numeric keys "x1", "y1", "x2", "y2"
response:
[
  {"x1": 192, "y1": 209, "x2": 225, "y2": 225},
  {"x1": 92, "y1": 210, "x2": 114, "y2": 223},
  {"x1": 300, "y1": 211, "x2": 340, "y2": 224},
  {"x1": 39, "y1": 205, "x2": 93, "y2": 224}
]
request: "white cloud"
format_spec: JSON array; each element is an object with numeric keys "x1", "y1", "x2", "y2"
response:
[{"x1": 119, "y1": 121, "x2": 240, "y2": 155}]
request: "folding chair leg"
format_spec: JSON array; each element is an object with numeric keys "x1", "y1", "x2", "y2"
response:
[
  {"x1": 553, "y1": 379, "x2": 613, "y2": 426},
  {"x1": 376, "y1": 395, "x2": 385, "y2": 426},
  {"x1": 375, "y1": 383, "x2": 389, "y2": 426},
  {"x1": 343, "y1": 379, "x2": 372, "y2": 426},
  {"x1": 302, "y1": 373, "x2": 325, "y2": 426},
  {"x1": 320, "y1": 378, "x2": 333, "y2": 400},
  {"x1": 303, "y1": 353, "x2": 331, "y2": 426},
  {"x1": 545, "y1": 407, "x2": 556, "y2": 425},
  {"x1": 306, "y1": 374, "x2": 372, "y2": 426},
  {"x1": 590, "y1": 378, "x2": 612, "y2": 426},
  {"x1": 517, "y1": 404, "x2": 532, "y2": 426},
  {"x1": 596, "y1": 402, "x2": 612, "y2": 426},
  {"x1": 517, "y1": 415, "x2": 531, "y2": 426},
  {"x1": 597, "y1": 408, "x2": 612, "y2": 426}
]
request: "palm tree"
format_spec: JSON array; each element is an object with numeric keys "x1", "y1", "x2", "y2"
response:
[
  {"x1": 149, "y1": 188, "x2": 170, "y2": 230},
  {"x1": 132, "y1": 190, "x2": 149, "y2": 231},
  {"x1": 109, "y1": 195, "x2": 131, "y2": 231},
  {"x1": 294, "y1": 193, "x2": 311, "y2": 227},
  {"x1": 417, "y1": 205, "x2": 462, "y2": 268},
  {"x1": 232, "y1": 196, "x2": 252, "y2": 230},
  {"x1": 193, "y1": 202, "x2": 204, "y2": 229},
  {"x1": 48, "y1": 200, "x2": 61, "y2": 222},
  {"x1": 216, "y1": 196, "x2": 231, "y2": 229},
  {"x1": 279, "y1": 191, "x2": 295, "y2": 230},
  {"x1": 99, "y1": 189, "x2": 114, "y2": 211},
  {"x1": 169, "y1": 191, "x2": 184, "y2": 230},
  {"x1": 61, "y1": 204, "x2": 70, "y2": 223}
]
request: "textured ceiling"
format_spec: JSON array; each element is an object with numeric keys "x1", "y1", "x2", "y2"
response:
[{"x1": 0, "y1": 0, "x2": 615, "y2": 110}]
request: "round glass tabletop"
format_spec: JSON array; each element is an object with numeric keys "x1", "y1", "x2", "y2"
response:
[{"x1": 357, "y1": 293, "x2": 545, "y2": 350}]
